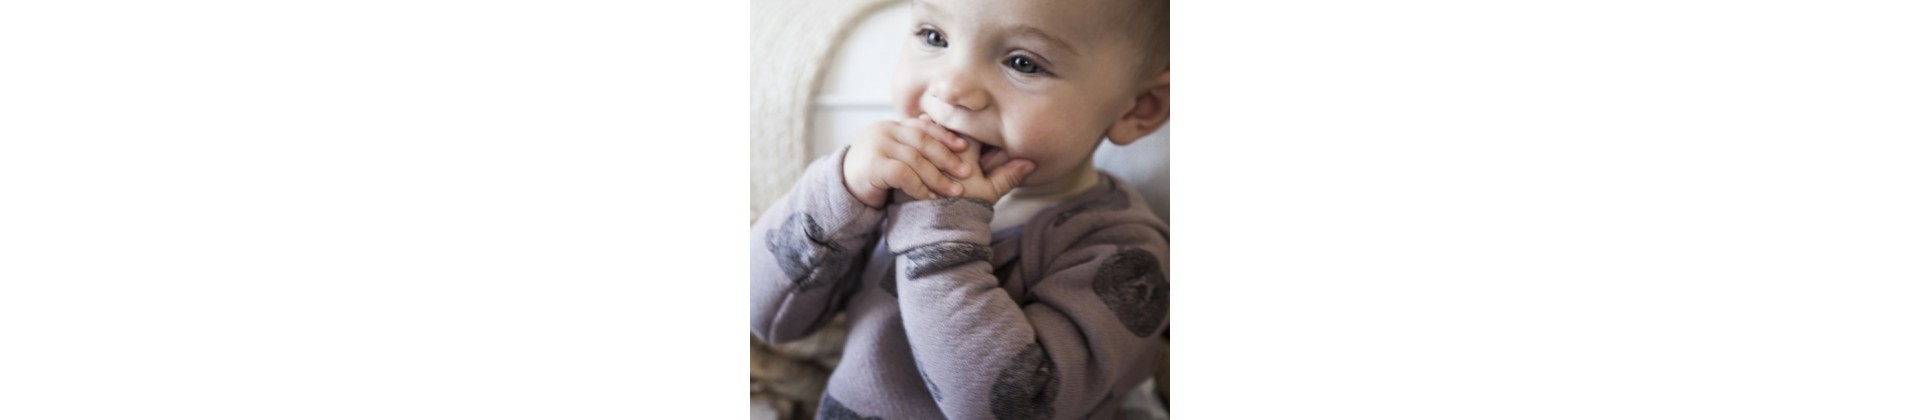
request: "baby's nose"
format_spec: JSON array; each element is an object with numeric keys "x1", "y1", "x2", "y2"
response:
[{"x1": 929, "y1": 74, "x2": 988, "y2": 111}]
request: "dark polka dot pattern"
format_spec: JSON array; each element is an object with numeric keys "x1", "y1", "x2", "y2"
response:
[
  {"x1": 990, "y1": 342, "x2": 1059, "y2": 420},
  {"x1": 767, "y1": 213, "x2": 847, "y2": 292},
  {"x1": 902, "y1": 242, "x2": 991, "y2": 279},
  {"x1": 1092, "y1": 247, "x2": 1168, "y2": 337}
]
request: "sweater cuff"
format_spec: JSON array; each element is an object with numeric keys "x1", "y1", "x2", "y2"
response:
[
  {"x1": 803, "y1": 146, "x2": 886, "y2": 230},
  {"x1": 885, "y1": 197, "x2": 995, "y2": 253}
]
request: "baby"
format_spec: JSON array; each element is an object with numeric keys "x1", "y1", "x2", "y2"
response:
[{"x1": 751, "y1": 0, "x2": 1168, "y2": 417}]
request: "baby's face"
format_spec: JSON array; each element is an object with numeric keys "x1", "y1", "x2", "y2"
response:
[{"x1": 893, "y1": 0, "x2": 1152, "y2": 188}]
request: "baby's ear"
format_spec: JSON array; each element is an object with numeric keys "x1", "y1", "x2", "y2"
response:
[{"x1": 1105, "y1": 70, "x2": 1171, "y2": 145}]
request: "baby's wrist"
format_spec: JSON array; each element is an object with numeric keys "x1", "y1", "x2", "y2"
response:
[
  {"x1": 885, "y1": 197, "x2": 996, "y2": 253},
  {"x1": 839, "y1": 169, "x2": 885, "y2": 209}
]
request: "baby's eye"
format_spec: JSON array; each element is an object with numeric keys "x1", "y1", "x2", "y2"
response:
[
  {"x1": 919, "y1": 29, "x2": 947, "y2": 48},
  {"x1": 1005, "y1": 56, "x2": 1043, "y2": 74}
]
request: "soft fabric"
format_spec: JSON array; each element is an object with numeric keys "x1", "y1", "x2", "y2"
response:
[
  {"x1": 751, "y1": 0, "x2": 903, "y2": 217},
  {"x1": 751, "y1": 147, "x2": 1170, "y2": 419}
]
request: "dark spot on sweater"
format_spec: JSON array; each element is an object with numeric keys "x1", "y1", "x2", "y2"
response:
[
  {"x1": 1092, "y1": 247, "x2": 1168, "y2": 337},
  {"x1": 903, "y1": 242, "x2": 990, "y2": 278},
  {"x1": 819, "y1": 393, "x2": 882, "y2": 420},
  {"x1": 768, "y1": 213, "x2": 847, "y2": 292},
  {"x1": 991, "y1": 342, "x2": 1059, "y2": 420}
]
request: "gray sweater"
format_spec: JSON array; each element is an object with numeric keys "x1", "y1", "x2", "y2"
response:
[{"x1": 751, "y1": 147, "x2": 1170, "y2": 419}]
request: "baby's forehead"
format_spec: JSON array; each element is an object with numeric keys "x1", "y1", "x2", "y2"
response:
[{"x1": 924, "y1": 0, "x2": 1148, "y2": 51}]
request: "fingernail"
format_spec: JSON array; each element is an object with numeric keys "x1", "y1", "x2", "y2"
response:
[{"x1": 949, "y1": 184, "x2": 963, "y2": 195}]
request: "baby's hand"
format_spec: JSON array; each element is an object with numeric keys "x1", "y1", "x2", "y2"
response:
[
  {"x1": 843, "y1": 116, "x2": 973, "y2": 208},
  {"x1": 926, "y1": 126, "x2": 1036, "y2": 204}
]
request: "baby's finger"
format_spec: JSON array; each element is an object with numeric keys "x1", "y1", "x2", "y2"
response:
[
  {"x1": 986, "y1": 159, "x2": 1036, "y2": 196},
  {"x1": 956, "y1": 138, "x2": 982, "y2": 166},
  {"x1": 881, "y1": 143, "x2": 962, "y2": 196},
  {"x1": 916, "y1": 138, "x2": 970, "y2": 179},
  {"x1": 917, "y1": 156, "x2": 966, "y2": 197},
  {"x1": 915, "y1": 114, "x2": 967, "y2": 152},
  {"x1": 890, "y1": 122, "x2": 969, "y2": 178},
  {"x1": 878, "y1": 159, "x2": 939, "y2": 201}
]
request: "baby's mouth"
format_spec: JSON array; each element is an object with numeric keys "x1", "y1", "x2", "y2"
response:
[
  {"x1": 977, "y1": 142, "x2": 1010, "y2": 174},
  {"x1": 932, "y1": 120, "x2": 1011, "y2": 173}
]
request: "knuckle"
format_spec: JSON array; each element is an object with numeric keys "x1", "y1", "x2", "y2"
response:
[
  {"x1": 921, "y1": 141, "x2": 948, "y2": 157},
  {"x1": 863, "y1": 123, "x2": 893, "y2": 141}
]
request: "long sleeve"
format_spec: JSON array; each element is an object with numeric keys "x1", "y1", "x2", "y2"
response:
[
  {"x1": 750, "y1": 146, "x2": 888, "y2": 343},
  {"x1": 887, "y1": 196, "x2": 1170, "y2": 419}
]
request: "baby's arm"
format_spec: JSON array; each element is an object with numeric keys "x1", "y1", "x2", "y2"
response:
[
  {"x1": 886, "y1": 199, "x2": 1170, "y2": 419},
  {"x1": 749, "y1": 147, "x2": 888, "y2": 343}
]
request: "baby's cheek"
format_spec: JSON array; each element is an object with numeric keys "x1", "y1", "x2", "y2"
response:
[
  {"x1": 1024, "y1": 131, "x2": 1079, "y2": 161},
  {"x1": 890, "y1": 89, "x2": 918, "y2": 117},
  {"x1": 890, "y1": 72, "x2": 921, "y2": 117}
]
